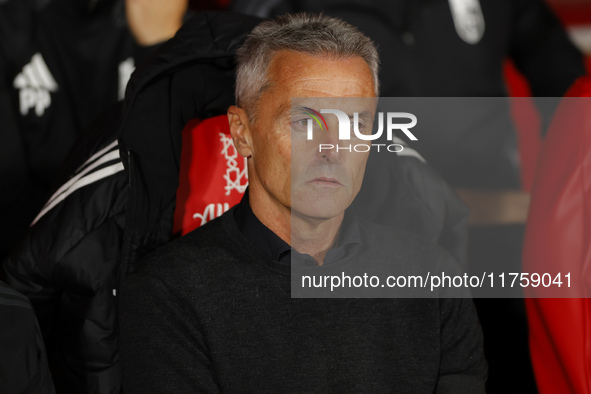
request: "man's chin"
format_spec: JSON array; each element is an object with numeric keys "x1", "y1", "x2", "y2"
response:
[
  {"x1": 292, "y1": 185, "x2": 352, "y2": 218},
  {"x1": 291, "y1": 199, "x2": 349, "y2": 223}
]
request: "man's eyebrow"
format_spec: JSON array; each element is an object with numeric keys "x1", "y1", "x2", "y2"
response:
[
  {"x1": 352, "y1": 110, "x2": 373, "y2": 119},
  {"x1": 276, "y1": 102, "x2": 293, "y2": 120},
  {"x1": 286, "y1": 107, "x2": 373, "y2": 119},
  {"x1": 290, "y1": 105, "x2": 310, "y2": 114},
  {"x1": 288, "y1": 105, "x2": 320, "y2": 121}
]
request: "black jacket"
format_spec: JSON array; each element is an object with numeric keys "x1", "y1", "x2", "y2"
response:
[
  {"x1": 4, "y1": 11, "x2": 469, "y2": 394},
  {"x1": 2, "y1": 105, "x2": 128, "y2": 394},
  {"x1": 0, "y1": 0, "x2": 137, "y2": 259},
  {"x1": 2, "y1": 12, "x2": 261, "y2": 394},
  {"x1": 231, "y1": 0, "x2": 587, "y2": 188},
  {"x1": 0, "y1": 280, "x2": 55, "y2": 394}
]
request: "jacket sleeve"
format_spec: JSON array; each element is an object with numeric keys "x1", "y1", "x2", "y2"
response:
[
  {"x1": 0, "y1": 280, "x2": 55, "y2": 394},
  {"x1": 2, "y1": 138, "x2": 128, "y2": 393},
  {"x1": 3, "y1": 202, "x2": 126, "y2": 394},
  {"x1": 2, "y1": 231, "x2": 61, "y2": 342},
  {"x1": 436, "y1": 295, "x2": 488, "y2": 394},
  {"x1": 121, "y1": 271, "x2": 222, "y2": 394},
  {"x1": 50, "y1": 219, "x2": 125, "y2": 394}
]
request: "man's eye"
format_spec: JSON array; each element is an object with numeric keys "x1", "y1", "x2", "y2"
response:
[
  {"x1": 292, "y1": 118, "x2": 313, "y2": 130},
  {"x1": 353, "y1": 120, "x2": 367, "y2": 133}
]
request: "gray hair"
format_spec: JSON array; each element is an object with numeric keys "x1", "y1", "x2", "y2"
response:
[{"x1": 235, "y1": 13, "x2": 380, "y2": 119}]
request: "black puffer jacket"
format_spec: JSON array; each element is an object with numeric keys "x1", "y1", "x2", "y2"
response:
[
  {"x1": 2, "y1": 12, "x2": 262, "y2": 393},
  {"x1": 2, "y1": 105, "x2": 128, "y2": 394}
]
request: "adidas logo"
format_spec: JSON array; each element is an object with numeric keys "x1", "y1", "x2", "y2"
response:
[{"x1": 13, "y1": 53, "x2": 58, "y2": 116}]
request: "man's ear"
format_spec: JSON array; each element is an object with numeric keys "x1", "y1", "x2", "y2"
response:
[{"x1": 227, "y1": 105, "x2": 253, "y2": 158}]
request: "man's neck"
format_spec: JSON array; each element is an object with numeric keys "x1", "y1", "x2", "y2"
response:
[
  {"x1": 249, "y1": 184, "x2": 292, "y2": 246},
  {"x1": 248, "y1": 186, "x2": 342, "y2": 265},
  {"x1": 291, "y1": 213, "x2": 343, "y2": 265}
]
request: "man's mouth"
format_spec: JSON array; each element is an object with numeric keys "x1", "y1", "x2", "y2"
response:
[{"x1": 310, "y1": 177, "x2": 343, "y2": 186}]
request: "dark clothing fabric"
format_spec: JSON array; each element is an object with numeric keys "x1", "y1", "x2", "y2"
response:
[
  {"x1": 2, "y1": 105, "x2": 128, "y2": 394},
  {"x1": 121, "y1": 209, "x2": 487, "y2": 393},
  {"x1": 469, "y1": 225, "x2": 538, "y2": 394},
  {"x1": 0, "y1": 0, "x2": 142, "y2": 259},
  {"x1": 1, "y1": 13, "x2": 261, "y2": 394},
  {"x1": 231, "y1": 0, "x2": 586, "y2": 189},
  {"x1": 234, "y1": 192, "x2": 292, "y2": 264},
  {"x1": 0, "y1": 280, "x2": 55, "y2": 394},
  {"x1": 234, "y1": 190, "x2": 362, "y2": 265},
  {"x1": 352, "y1": 144, "x2": 470, "y2": 267}
]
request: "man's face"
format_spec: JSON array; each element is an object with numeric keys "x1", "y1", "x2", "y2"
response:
[{"x1": 233, "y1": 50, "x2": 376, "y2": 222}]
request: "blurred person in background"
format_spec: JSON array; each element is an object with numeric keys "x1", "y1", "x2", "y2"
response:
[
  {"x1": 228, "y1": 0, "x2": 586, "y2": 392},
  {"x1": 0, "y1": 0, "x2": 188, "y2": 392},
  {"x1": 0, "y1": 0, "x2": 187, "y2": 262}
]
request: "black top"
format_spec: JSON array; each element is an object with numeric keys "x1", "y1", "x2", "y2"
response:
[
  {"x1": 121, "y1": 209, "x2": 487, "y2": 393},
  {"x1": 233, "y1": 190, "x2": 362, "y2": 265},
  {"x1": 233, "y1": 192, "x2": 292, "y2": 264}
]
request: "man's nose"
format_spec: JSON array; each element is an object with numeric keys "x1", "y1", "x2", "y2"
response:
[{"x1": 316, "y1": 121, "x2": 342, "y2": 163}]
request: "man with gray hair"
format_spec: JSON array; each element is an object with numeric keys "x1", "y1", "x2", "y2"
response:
[{"x1": 121, "y1": 13, "x2": 486, "y2": 393}]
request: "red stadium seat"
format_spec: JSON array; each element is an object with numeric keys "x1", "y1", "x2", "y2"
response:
[
  {"x1": 524, "y1": 75, "x2": 591, "y2": 394},
  {"x1": 173, "y1": 115, "x2": 248, "y2": 235}
]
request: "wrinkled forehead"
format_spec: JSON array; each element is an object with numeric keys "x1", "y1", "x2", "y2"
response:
[
  {"x1": 266, "y1": 51, "x2": 376, "y2": 97},
  {"x1": 291, "y1": 97, "x2": 378, "y2": 118}
]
